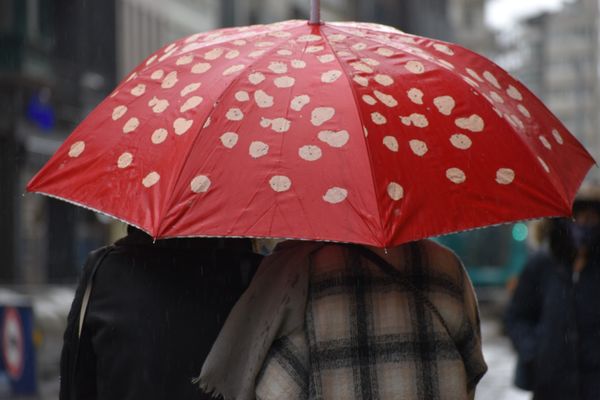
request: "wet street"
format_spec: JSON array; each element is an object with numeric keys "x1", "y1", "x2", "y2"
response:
[{"x1": 476, "y1": 310, "x2": 530, "y2": 400}]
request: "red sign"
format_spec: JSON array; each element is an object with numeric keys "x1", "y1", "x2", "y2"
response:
[{"x1": 2, "y1": 307, "x2": 24, "y2": 380}]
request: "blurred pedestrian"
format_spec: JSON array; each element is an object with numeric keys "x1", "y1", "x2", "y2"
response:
[
  {"x1": 59, "y1": 225, "x2": 261, "y2": 400},
  {"x1": 198, "y1": 239, "x2": 487, "y2": 400},
  {"x1": 505, "y1": 189, "x2": 600, "y2": 400}
]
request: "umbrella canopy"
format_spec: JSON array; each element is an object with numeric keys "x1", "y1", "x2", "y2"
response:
[{"x1": 27, "y1": 19, "x2": 595, "y2": 247}]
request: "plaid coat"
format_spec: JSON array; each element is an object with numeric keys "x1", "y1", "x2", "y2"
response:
[{"x1": 256, "y1": 241, "x2": 487, "y2": 400}]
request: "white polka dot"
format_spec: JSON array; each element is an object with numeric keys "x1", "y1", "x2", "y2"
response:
[
  {"x1": 235, "y1": 91, "x2": 250, "y2": 102},
  {"x1": 433, "y1": 43, "x2": 454, "y2": 56},
  {"x1": 463, "y1": 75, "x2": 480, "y2": 88},
  {"x1": 68, "y1": 141, "x2": 85, "y2": 158},
  {"x1": 180, "y1": 96, "x2": 203, "y2": 112},
  {"x1": 254, "y1": 90, "x2": 274, "y2": 108},
  {"x1": 277, "y1": 49, "x2": 292, "y2": 56},
  {"x1": 409, "y1": 140, "x2": 428, "y2": 156},
  {"x1": 483, "y1": 70, "x2": 501, "y2": 89},
  {"x1": 518, "y1": 104, "x2": 531, "y2": 118},
  {"x1": 233, "y1": 39, "x2": 246, "y2": 46},
  {"x1": 362, "y1": 95, "x2": 377, "y2": 105},
  {"x1": 407, "y1": 88, "x2": 424, "y2": 105},
  {"x1": 352, "y1": 42, "x2": 367, "y2": 50},
  {"x1": 269, "y1": 175, "x2": 292, "y2": 192},
  {"x1": 376, "y1": 47, "x2": 395, "y2": 57},
  {"x1": 552, "y1": 129, "x2": 564, "y2": 144},
  {"x1": 298, "y1": 34, "x2": 321, "y2": 42},
  {"x1": 123, "y1": 117, "x2": 140, "y2": 133},
  {"x1": 173, "y1": 118, "x2": 193, "y2": 135},
  {"x1": 203, "y1": 117, "x2": 211, "y2": 129},
  {"x1": 361, "y1": 58, "x2": 380, "y2": 66},
  {"x1": 148, "y1": 97, "x2": 169, "y2": 113},
  {"x1": 507, "y1": 85, "x2": 523, "y2": 101},
  {"x1": 220, "y1": 132, "x2": 239, "y2": 149},
  {"x1": 226, "y1": 108, "x2": 244, "y2": 121},
  {"x1": 298, "y1": 145, "x2": 322, "y2": 161},
  {"x1": 125, "y1": 72, "x2": 137, "y2": 82},
  {"x1": 180, "y1": 83, "x2": 201, "y2": 97},
  {"x1": 249, "y1": 141, "x2": 269, "y2": 158},
  {"x1": 371, "y1": 112, "x2": 387, "y2": 125},
  {"x1": 374, "y1": 74, "x2": 394, "y2": 86},
  {"x1": 353, "y1": 76, "x2": 369, "y2": 87},
  {"x1": 248, "y1": 72, "x2": 265, "y2": 85},
  {"x1": 321, "y1": 70, "x2": 342, "y2": 83},
  {"x1": 145, "y1": 55, "x2": 158, "y2": 66},
  {"x1": 190, "y1": 175, "x2": 211, "y2": 193},
  {"x1": 204, "y1": 48, "x2": 223, "y2": 60},
  {"x1": 387, "y1": 182, "x2": 404, "y2": 201},
  {"x1": 374, "y1": 90, "x2": 398, "y2": 107},
  {"x1": 323, "y1": 187, "x2": 348, "y2": 204},
  {"x1": 400, "y1": 113, "x2": 429, "y2": 128},
  {"x1": 450, "y1": 134, "x2": 472, "y2": 150},
  {"x1": 496, "y1": 168, "x2": 515, "y2": 185},
  {"x1": 112, "y1": 105, "x2": 127, "y2": 120},
  {"x1": 274, "y1": 76, "x2": 295, "y2": 88},
  {"x1": 351, "y1": 62, "x2": 373, "y2": 74},
  {"x1": 151, "y1": 69, "x2": 164, "y2": 80},
  {"x1": 538, "y1": 157, "x2": 550, "y2": 173},
  {"x1": 142, "y1": 172, "x2": 160, "y2": 188},
  {"x1": 225, "y1": 50, "x2": 240, "y2": 59},
  {"x1": 223, "y1": 64, "x2": 245, "y2": 76},
  {"x1": 318, "y1": 130, "x2": 349, "y2": 148},
  {"x1": 305, "y1": 45, "x2": 324, "y2": 53},
  {"x1": 255, "y1": 41, "x2": 275, "y2": 48},
  {"x1": 446, "y1": 168, "x2": 466, "y2": 184},
  {"x1": 383, "y1": 136, "x2": 398, "y2": 152},
  {"x1": 466, "y1": 68, "x2": 484, "y2": 82},
  {"x1": 290, "y1": 95, "x2": 310, "y2": 111},
  {"x1": 117, "y1": 152, "x2": 133, "y2": 168},
  {"x1": 151, "y1": 128, "x2": 168, "y2": 144},
  {"x1": 490, "y1": 91, "x2": 504, "y2": 103},
  {"x1": 455, "y1": 114, "x2": 484, "y2": 132},
  {"x1": 192, "y1": 63, "x2": 211, "y2": 74},
  {"x1": 161, "y1": 71, "x2": 178, "y2": 89},
  {"x1": 291, "y1": 59, "x2": 307, "y2": 69},
  {"x1": 261, "y1": 117, "x2": 291, "y2": 133},
  {"x1": 327, "y1": 34, "x2": 346, "y2": 42},
  {"x1": 268, "y1": 62, "x2": 288, "y2": 74},
  {"x1": 318, "y1": 54, "x2": 335, "y2": 63},
  {"x1": 130, "y1": 84, "x2": 146, "y2": 97},
  {"x1": 437, "y1": 59, "x2": 455, "y2": 70},
  {"x1": 311, "y1": 107, "x2": 335, "y2": 126},
  {"x1": 405, "y1": 61, "x2": 425, "y2": 74},
  {"x1": 176, "y1": 54, "x2": 194, "y2": 65}
]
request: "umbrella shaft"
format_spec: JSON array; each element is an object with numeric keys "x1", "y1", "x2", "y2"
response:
[{"x1": 310, "y1": 0, "x2": 320, "y2": 24}]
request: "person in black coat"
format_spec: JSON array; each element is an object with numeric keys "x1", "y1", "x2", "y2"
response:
[
  {"x1": 505, "y1": 197, "x2": 600, "y2": 400},
  {"x1": 59, "y1": 226, "x2": 261, "y2": 400}
]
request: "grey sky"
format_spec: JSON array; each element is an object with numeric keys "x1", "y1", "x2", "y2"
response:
[{"x1": 485, "y1": 0, "x2": 572, "y2": 29}]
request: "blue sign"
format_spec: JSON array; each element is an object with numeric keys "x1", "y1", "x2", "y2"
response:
[{"x1": 0, "y1": 306, "x2": 37, "y2": 395}]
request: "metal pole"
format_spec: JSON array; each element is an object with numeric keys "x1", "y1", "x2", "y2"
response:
[{"x1": 309, "y1": 0, "x2": 321, "y2": 24}]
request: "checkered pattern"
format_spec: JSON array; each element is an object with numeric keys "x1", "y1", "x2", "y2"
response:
[{"x1": 256, "y1": 241, "x2": 486, "y2": 400}]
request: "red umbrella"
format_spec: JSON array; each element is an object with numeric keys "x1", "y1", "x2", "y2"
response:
[{"x1": 27, "y1": 11, "x2": 595, "y2": 247}]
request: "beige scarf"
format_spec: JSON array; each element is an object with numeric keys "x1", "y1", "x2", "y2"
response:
[{"x1": 195, "y1": 241, "x2": 324, "y2": 400}]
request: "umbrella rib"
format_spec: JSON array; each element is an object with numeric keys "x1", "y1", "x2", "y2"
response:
[
  {"x1": 329, "y1": 23, "x2": 588, "y2": 215},
  {"x1": 156, "y1": 22, "x2": 311, "y2": 236},
  {"x1": 321, "y1": 24, "x2": 387, "y2": 246}
]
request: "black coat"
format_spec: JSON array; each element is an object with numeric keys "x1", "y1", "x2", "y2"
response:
[
  {"x1": 60, "y1": 229, "x2": 262, "y2": 400},
  {"x1": 505, "y1": 251, "x2": 600, "y2": 400}
]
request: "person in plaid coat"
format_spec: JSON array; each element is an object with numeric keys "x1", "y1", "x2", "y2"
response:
[{"x1": 198, "y1": 240, "x2": 487, "y2": 400}]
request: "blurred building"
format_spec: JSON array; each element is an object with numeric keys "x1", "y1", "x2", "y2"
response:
[
  {"x1": 497, "y1": 0, "x2": 600, "y2": 181},
  {"x1": 2, "y1": 0, "x2": 497, "y2": 285}
]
